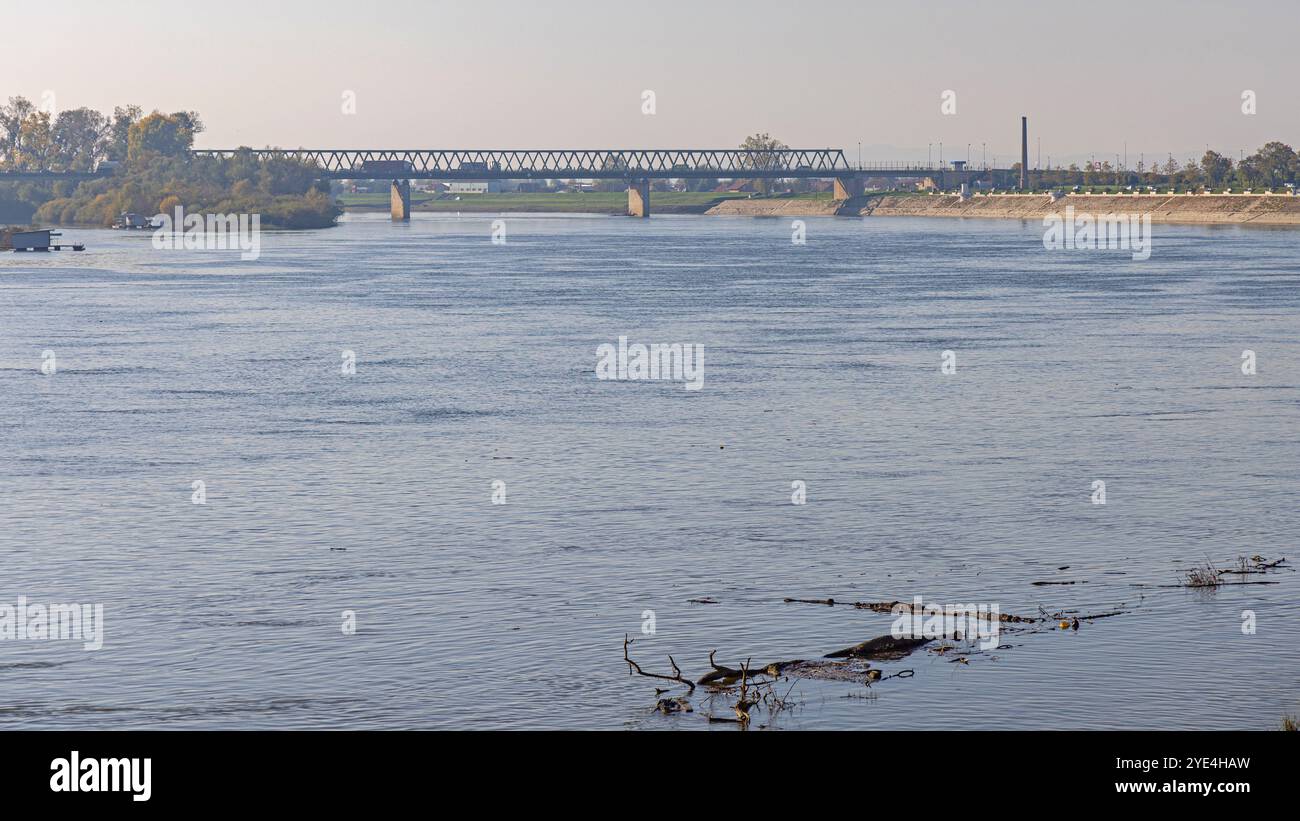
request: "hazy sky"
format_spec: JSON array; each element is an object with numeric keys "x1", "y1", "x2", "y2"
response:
[{"x1": 5, "y1": 0, "x2": 1297, "y2": 165}]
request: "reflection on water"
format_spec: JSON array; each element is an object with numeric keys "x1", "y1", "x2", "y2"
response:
[{"x1": 1, "y1": 213, "x2": 1297, "y2": 729}]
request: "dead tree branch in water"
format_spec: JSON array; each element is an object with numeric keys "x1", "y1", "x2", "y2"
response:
[
  {"x1": 1220, "y1": 555, "x2": 1289, "y2": 575},
  {"x1": 703, "y1": 656, "x2": 794, "y2": 725},
  {"x1": 733, "y1": 658, "x2": 758, "y2": 723},
  {"x1": 697, "y1": 650, "x2": 802, "y2": 686},
  {"x1": 623, "y1": 634, "x2": 695, "y2": 693}
]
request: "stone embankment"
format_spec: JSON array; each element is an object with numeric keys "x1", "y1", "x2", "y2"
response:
[{"x1": 707, "y1": 192, "x2": 1300, "y2": 225}]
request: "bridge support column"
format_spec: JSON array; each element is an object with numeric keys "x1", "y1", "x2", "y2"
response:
[
  {"x1": 833, "y1": 175, "x2": 865, "y2": 200},
  {"x1": 627, "y1": 178, "x2": 650, "y2": 218},
  {"x1": 391, "y1": 179, "x2": 411, "y2": 221}
]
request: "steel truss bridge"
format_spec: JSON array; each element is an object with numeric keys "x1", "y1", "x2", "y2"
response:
[
  {"x1": 189, "y1": 148, "x2": 864, "y2": 180},
  {"x1": 0, "y1": 151, "x2": 988, "y2": 183},
  {"x1": 1, "y1": 149, "x2": 1001, "y2": 218}
]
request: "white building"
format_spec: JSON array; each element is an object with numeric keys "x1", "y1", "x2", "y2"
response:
[{"x1": 448, "y1": 180, "x2": 505, "y2": 194}]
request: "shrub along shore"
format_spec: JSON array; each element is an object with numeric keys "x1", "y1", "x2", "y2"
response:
[{"x1": 1, "y1": 101, "x2": 338, "y2": 229}]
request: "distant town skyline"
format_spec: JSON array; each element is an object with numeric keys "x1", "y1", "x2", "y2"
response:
[{"x1": 3, "y1": 0, "x2": 1297, "y2": 165}]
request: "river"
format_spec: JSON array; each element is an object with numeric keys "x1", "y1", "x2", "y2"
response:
[{"x1": 1, "y1": 212, "x2": 1297, "y2": 729}]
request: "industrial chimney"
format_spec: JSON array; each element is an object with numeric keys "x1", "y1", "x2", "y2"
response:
[{"x1": 1020, "y1": 116, "x2": 1028, "y2": 190}]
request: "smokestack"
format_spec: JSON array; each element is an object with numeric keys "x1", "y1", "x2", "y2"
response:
[{"x1": 1020, "y1": 116, "x2": 1028, "y2": 190}]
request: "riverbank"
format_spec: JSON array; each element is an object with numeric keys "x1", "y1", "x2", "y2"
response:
[
  {"x1": 711, "y1": 191, "x2": 1300, "y2": 224},
  {"x1": 704, "y1": 191, "x2": 1300, "y2": 225},
  {"x1": 850, "y1": 192, "x2": 1300, "y2": 225},
  {"x1": 338, "y1": 191, "x2": 1300, "y2": 225},
  {"x1": 704, "y1": 195, "x2": 841, "y2": 217}
]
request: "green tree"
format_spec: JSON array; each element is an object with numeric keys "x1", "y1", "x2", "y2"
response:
[
  {"x1": 106, "y1": 105, "x2": 142, "y2": 161},
  {"x1": 1200, "y1": 151, "x2": 1233, "y2": 188},
  {"x1": 52, "y1": 107, "x2": 109, "y2": 171},
  {"x1": 126, "y1": 111, "x2": 202, "y2": 161},
  {"x1": 0, "y1": 96, "x2": 37, "y2": 167},
  {"x1": 1177, "y1": 158, "x2": 1202, "y2": 188},
  {"x1": 739, "y1": 132, "x2": 788, "y2": 194},
  {"x1": 1243, "y1": 141, "x2": 1297, "y2": 189},
  {"x1": 256, "y1": 155, "x2": 324, "y2": 196},
  {"x1": 14, "y1": 111, "x2": 54, "y2": 171}
]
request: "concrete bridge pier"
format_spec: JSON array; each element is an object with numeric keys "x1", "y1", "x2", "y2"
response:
[
  {"x1": 627, "y1": 178, "x2": 650, "y2": 217},
  {"x1": 833, "y1": 175, "x2": 865, "y2": 200},
  {"x1": 391, "y1": 179, "x2": 411, "y2": 221}
]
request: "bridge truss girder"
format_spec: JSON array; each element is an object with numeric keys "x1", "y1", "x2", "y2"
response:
[{"x1": 190, "y1": 148, "x2": 858, "y2": 180}]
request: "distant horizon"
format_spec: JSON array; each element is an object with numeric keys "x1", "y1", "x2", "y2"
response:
[{"x1": 2, "y1": 0, "x2": 1296, "y2": 166}]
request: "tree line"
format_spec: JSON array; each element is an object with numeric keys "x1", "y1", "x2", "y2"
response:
[
  {"x1": 0, "y1": 98, "x2": 205, "y2": 171},
  {"x1": 1019, "y1": 143, "x2": 1300, "y2": 191},
  {"x1": 1, "y1": 97, "x2": 338, "y2": 228}
]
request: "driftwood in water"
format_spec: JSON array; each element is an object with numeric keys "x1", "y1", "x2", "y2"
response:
[
  {"x1": 851, "y1": 600, "x2": 1041, "y2": 623},
  {"x1": 1219, "y1": 555, "x2": 1288, "y2": 575},
  {"x1": 1171, "y1": 555, "x2": 1290, "y2": 588},
  {"x1": 623, "y1": 634, "x2": 695, "y2": 693},
  {"x1": 783, "y1": 596, "x2": 1042, "y2": 623},
  {"x1": 824, "y1": 635, "x2": 932, "y2": 660},
  {"x1": 697, "y1": 650, "x2": 803, "y2": 686}
]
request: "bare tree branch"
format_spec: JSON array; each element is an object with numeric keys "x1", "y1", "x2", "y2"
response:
[{"x1": 623, "y1": 634, "x2": 695, "y2": 693}]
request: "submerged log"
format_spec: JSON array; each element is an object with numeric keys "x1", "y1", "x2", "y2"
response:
[{"x1": 824, "y1": 635, "x2": 932, "y2": 660}]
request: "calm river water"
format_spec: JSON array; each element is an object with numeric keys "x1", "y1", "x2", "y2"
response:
[{"x1": 1, "y1": 212, "x2": 1297, "y2": 729}]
